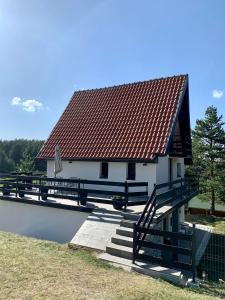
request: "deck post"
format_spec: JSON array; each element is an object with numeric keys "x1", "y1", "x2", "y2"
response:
[
  {"x1": 124, "y1": 181, "x2": 128, "y2": 211},
  {"x1": 38, "y1": 178, "x2": 41, "y2": 201},
  {"x1": 180, "y1": 177, "x2": 183, "y2": 199},
  {"x1": 77, "y1": 178, "x2": 81, "y2": 205},
  {"x1": 192, "y1": 223, "x2": 197, "y2": 283},
  {"x1": 15, "y1": 176, "x2": 18, "y2": 198},
  {"x1": 172, "y1": 208, "x2": 179, "y2": 261},
  {"x1": 133, "y1": 222, "x2": 137, "y2": 264}
]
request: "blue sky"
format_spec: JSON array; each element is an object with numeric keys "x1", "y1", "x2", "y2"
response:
[{"x1": 0, "y1": 0, "x2": 225, "y2": 140}]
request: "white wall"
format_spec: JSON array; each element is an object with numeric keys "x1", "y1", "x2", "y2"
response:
[
  {"x1": 156, "y1": 156, "x2": 169, "y2": 185},
  {"x1": 136, "y1": 163, "x2": 156, "y2": 194},
  {"x1": 47, "y1": 157, "x2": 184, "y2": 196},
  {"x1": 156, "y1": 156, "x2": 185, "y2": 231},
  {"x1": 0, "y1": 200, "x2": 89, "y2": 243},
  {"x1": 47, "y1": 160, "x2": 156, "y2": 195},
  {"x1": 156, "y1": 156, "x2": 185, "y2": 185}
]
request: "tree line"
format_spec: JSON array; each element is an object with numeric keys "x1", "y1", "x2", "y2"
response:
[
  {"x1": 0, "y1": 139, "x2": 46, "y2": 173},
  {"x1": 187, "y1": 106, "x2": 225, "y2": 215}
]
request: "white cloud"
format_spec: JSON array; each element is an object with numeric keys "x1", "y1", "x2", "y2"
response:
[
  {"x1": 212, "y1": 89, "x2": 224, "y2": 99},
  {"x1": 11, "y1": 96, "x2": 43, "y2": 112},
  {"x1": 22, "y1": 99, "x2": 43, "y2": 112},
  {"x1": 11, "y1": 96, "x2": 22, "y2": 105}
]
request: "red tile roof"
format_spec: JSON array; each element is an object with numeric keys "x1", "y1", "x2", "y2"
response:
[{"x1": 37, "y1": 75, "x2": 188, "y2": 161}]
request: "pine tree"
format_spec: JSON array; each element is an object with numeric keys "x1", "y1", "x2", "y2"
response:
[
  {"x1": 17, "y1": 150, "x2": 35, "y2": 173},
  {"x1": 192, "y1": 106, "x2": 225, "y2": 214},
  {"x1": 186, "y1": 132, "x2": 204, "y2": 181}
]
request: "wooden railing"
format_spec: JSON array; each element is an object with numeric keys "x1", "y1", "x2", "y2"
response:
[
  {"x1": 133, "y1": 223, "x2": 197, "y2": 281},
  {"x1": 0, "y1": 174, "x2": 148, "y2": 209},
  {"x1": 170, "y1": 135, "x2": 192, "y2": 156},
  {"x1": 134, "y1": 179, "x2": 186, "y2": 249},
  {"x1": 133, "y1": 177, "x2": 198, "y2": 281}
]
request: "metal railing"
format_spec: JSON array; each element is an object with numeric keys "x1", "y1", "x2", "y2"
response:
[{"x1": 197, "y1": 225, "x2": 225, "y2": 283}]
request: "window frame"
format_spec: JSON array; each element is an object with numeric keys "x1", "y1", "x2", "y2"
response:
[
  {"x1": 99, "y1": 162, "x2": 108, "y2": 179},
  {"x1": 127, "y1": 162, "x2": 136, "y2": 180}
]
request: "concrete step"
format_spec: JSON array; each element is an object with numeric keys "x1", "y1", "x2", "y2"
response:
[
  {"x1": 98, "y1": 253, "x2": 194, "y2": 287},
  {"x1": 120, "y1": 219, "x2": 135, "y2": 229},
  {"x1": 121, "y1": 212, "x2": 140, "y2": 221},
  {"x1": 98, "y1": 252, "x2": 133, "y2": 271},
  {"x1": 116, "y1": 226, "x2": 133, "y2": 238},
  {"x1": 111, "y1": 234, "x2": 133, "y2": 248},
  {"x1": 132, "y1": 262, "x2": 184, "y2": 286},
  {"x1": 106, "y1": 242, "x2": 133, "y2": 260},
  {"x1": 99, "y1": 253, "x2": 182, "y2": 283}
]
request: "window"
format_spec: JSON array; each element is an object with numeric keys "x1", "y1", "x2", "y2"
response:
[
  {"x1": 100, "y1": 162, "x2": 108, "y2": 179},
  {"x1": 127, "y1": 162, "x2": 136, "y2": 180},
  {"x1": 168, "y1": 158, "x2": 173, "y2": 182},
  {"x1": 177, "y1": 162, "x2": 181, "y2": 178}
]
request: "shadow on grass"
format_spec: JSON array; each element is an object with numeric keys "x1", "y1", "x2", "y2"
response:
[{"x1": 193, "y1": 281, "x2": 225, "y2": 299}]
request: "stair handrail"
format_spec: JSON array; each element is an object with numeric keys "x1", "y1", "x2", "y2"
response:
[
  {"x1": 136, "y1": 178, "x2": 183, "y2": 229},
  {"x1": 134, "y1": 178, "x2": 184, "y2": 261},
  {"x1": 136, "y1": 184, "x2": 157, "y2": 228},
  {"x1": 134, "y1": 186, "x2": 157, "y2": 257},
  {"x1": 133, "y1": 177, "x2": 198, "y2": 262}
]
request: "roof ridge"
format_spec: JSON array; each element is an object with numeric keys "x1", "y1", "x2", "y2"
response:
[{"x1": 74, "y1": 74, "x2": 188, "y2": 93}]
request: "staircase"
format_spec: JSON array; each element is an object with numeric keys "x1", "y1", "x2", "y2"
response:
[
  {"x1": 106, "y1": 212, "x2": 138, "y2": 260},
  {"x1": 99, "y1": 178, "x2": 199, "y2": 285},
  {"x1": 100, "y1": 211, "x2": 189, "y2": 286},
  {"x1": 104, "y1": 178, "x2": 197, "y2": 263},
  {"x1": 103, "y1": 198, "x2": 180, "y2": 261}
]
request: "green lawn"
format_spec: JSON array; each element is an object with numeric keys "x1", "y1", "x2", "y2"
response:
[
  {"x1": 0, "y1": 231, "x2": 223, "y2": 300},
  {"x1": 187, "y1": 196, "x2": 225, "y2": 233},
  {"x1": 189, "y1": 196, "x2": 225, "y2": 212},
  {"x1": 186, "y1": 214, "x2": 225, "y2": 233}
]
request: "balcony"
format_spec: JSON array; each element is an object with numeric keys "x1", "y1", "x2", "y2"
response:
[{"x1": 169, "y1": 135, "x2": 192, "y2": 157}]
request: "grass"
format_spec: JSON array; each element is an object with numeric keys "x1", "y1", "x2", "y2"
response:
[
  {"x1": 189, "y1": 196, "x2": 225, "y2": 212},
  {"x1": 186, "y1": 214, "x2": 225, "y2": 233},
  {"x1": 0, "y1": 231, "x2": 224, "y2": 300}
]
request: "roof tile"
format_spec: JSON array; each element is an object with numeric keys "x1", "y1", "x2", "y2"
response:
[{"x1": 37, "y1": 75, "x2": 187, "y2": 161}]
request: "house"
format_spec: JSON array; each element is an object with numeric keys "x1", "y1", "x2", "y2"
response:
[
  {"x1": 37, "y1": 74, "x2": 192, "y2": 197},
  {"x1": 1, "y1": 74, "x2": 197, "y2": 280}
]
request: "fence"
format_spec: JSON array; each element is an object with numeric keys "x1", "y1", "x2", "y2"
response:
[
  {"x1": 188, "y1": 207, "x2": 225, "y2": 218},
  {"x1": 198, "y1": 226, "x2": 225, "y2": 283},
  {"x1": 0, "y1": 174, "x2": 148, "y2": 209}
]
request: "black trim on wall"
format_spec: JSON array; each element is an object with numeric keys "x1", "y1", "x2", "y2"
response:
[
  {"x1": 0, "y1": 196, "x2": 93, "y2": 213},
  {"x1": 38, "y1": 157, "x2": 159, "y2": 163}
]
